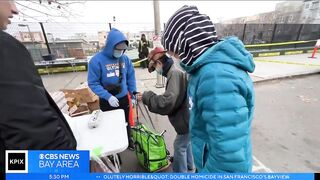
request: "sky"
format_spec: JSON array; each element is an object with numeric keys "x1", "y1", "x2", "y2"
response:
[
  {"x1": 8, "y1": 1, "x2": 283, "y2": 38},
  {"x1": 14, "y1": 1, "x2": 282, "y2": 23}
]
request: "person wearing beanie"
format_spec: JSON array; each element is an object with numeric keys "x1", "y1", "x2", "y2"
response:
[
  {"x1": 163, "y1": 5, "x2": 255, "y2": 172},
  {"x1": 136, "y1": 47, "x2": 194, "y2": 173},
  {"x1": 88, "y1": 28, "x2": 137, "y2": 150}
]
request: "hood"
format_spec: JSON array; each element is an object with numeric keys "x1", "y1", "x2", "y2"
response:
[
  {"x1": 181, "y1": 36, "x2": 255, "y2": 74},
  {"x1": 103, "y1": 28, "x2": 128, "y2": 58}
]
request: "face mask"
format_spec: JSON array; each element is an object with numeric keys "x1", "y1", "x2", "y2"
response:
[{"x1": 113, "y1": 49, "x2": 124, "y2": 58}]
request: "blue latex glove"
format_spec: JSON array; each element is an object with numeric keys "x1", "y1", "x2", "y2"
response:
[{"x1": 108, "y1": 96, "x2": 119, "y2": 107}]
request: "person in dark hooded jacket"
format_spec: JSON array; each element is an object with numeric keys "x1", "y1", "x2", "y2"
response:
[
  {"x1": 88, "y1": 28, "x2": 137, "y2": 150},
  {"x1": 0, "y1": 1, "x2": 76, "y2": 174},
  {"x1": 163, "y1": 5, "x2": 255, "y2": 173},
  {"x1": 138, "y1": 34, "x2": 150, "y2": 68}
]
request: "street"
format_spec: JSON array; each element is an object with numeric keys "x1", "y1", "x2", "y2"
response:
[{"x1": 253, "y1": 74, "x2": 320, "y2": 172}]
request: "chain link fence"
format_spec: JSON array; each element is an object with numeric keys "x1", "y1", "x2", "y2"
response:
[
  {"x1": 5, "y1": 22, "x2": 320, "y2": 63},
  {"x1": 215, "y1": 23, "x2": 320, "y2": 44}
]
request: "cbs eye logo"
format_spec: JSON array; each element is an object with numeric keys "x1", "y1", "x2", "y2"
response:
[{"x1": 6, "y1": 150, "x2": 28, "y2": 173}]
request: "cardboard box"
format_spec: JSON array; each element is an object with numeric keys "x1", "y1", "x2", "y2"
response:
[
  {"x1": 87, "y1": 100, "x2": 100, "y2": 112},
  {"x1": 70, "y1": 103, "x2": 90, "y2": 117},
  {"x1": 69, "y1": 105, "x2": 78, "y2": 115},
  {"x1": 61, "y1": 88, "x2": 98, "y2": 103},
  {"x1": 70, "y1": 110, "x2": 90, "y2": 117}
]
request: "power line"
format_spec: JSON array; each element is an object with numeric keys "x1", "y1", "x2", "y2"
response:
[
  {"x1": 22, "y1": 0, "x2": 86, "y2": 22},
  {"x1": 16, "y1": 2, "x2": 65, "y2": 18},
  {"x1": 19, "y1": 11, "x2": 42, "y2": 22}
]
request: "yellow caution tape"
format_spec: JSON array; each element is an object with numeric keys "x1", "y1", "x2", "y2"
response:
[
  {"x1": 255, "y1": 59, "x2": 320, "y2": 67},
  {"x1": 284, "y1": 50, "x2": 304, "y2": 55},
  {"x1": 132, "y1": 58, "x2": 148, "y2": 65},
  {"x1": 245, "y1": 40, "x2": 313, "y2": 48},
  {"x1": 258, "y1": 52, "x2": 281, "y2": 57}
]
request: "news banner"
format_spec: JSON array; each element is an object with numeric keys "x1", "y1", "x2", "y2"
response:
[{"x1": 5, "y1": 150, "x2": 318, "y2": 180}]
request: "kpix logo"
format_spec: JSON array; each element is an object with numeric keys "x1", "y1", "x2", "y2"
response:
[{"x1": 6, "y1": 150, "x2": 28, "y2": 173}]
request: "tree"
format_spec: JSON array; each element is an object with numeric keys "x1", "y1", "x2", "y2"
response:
[{"x1": 15, "y1": 0, "x2": 86, "y2": 22}]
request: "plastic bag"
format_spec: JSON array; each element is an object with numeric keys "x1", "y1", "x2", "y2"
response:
[{"x1": 90, "y1": 155, "x2": 120, "y2": 173}]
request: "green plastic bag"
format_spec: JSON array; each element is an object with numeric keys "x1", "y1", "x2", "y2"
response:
[{"x1": 131, "y1": 124, "x2": 169, "y2": 172}]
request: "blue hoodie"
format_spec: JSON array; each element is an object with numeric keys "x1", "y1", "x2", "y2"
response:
[
  {"x1": 88, "y1": 28, "x2": 136, "y2": 100},
  {"x1": 181, "y1": 36, "x2": 255, "y2": 172}
]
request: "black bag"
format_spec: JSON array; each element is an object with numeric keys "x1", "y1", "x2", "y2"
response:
[{"x1": 105, "y1": 84, "x2": 122, "y2": 96}]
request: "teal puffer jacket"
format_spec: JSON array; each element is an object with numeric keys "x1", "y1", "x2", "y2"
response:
[{"x1": 181, "y1": 37, "x2": 255, "y2": 172}]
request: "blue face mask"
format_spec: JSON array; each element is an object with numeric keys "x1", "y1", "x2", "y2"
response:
[{"x1": 113, "y1": 49, "x2": 124, "y2": 58}]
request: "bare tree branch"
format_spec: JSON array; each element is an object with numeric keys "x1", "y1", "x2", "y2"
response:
[
  {"x1": 16, "y1": 2, "x2": 63, "y2": 17},
  {"x1": 16, "y1": 0, "x2": 86, "y2": 22}
]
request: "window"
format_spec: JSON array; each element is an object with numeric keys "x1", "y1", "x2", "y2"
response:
[
  {"x1": 305, "y1": 3, "x2": 310, "y2": 9},
  {"x1": 311, "y1": 1, "x2": 319, "y2": 9},
  {"x1": 279, "y1": 16, "x2": 285, "y2": 23},
  {"x1": 288, "y1": 15, "x2": 294, "y2": 23}
]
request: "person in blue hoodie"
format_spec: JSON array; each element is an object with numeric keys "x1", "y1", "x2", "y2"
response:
[
  {"x1": 162, "y1": 6, "x2": 255, "y2": 172},
  {"x1": 88, "y1": 28, "x2": 137, "y2": 150}
]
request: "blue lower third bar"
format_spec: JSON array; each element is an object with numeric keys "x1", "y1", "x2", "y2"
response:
[
  {"x1": 6, "y1": 173, "x2": 315, "y2": 180},
  {"x1": 5, "y1": 150, "x2": 90, "y2": 174},
  {"x1": 28, "y1": 150, "x2": 90, "y2": 174}
]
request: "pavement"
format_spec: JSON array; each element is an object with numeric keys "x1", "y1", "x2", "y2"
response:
[
  {"x1": 253, "y1": 75, "x2": 320, "y2": 172},
  {"x1": 252, "y1": 53, "x2": 320, "y2": 82},
  {"x1": 40, "y1": 53, "x2": 320, "y2": 173}
]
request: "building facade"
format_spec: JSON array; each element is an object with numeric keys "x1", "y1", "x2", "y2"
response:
[
  {"x1": 222, "y1": 1, "x2": 320, "y2": 24},
  {"x1": 300, "y1": 0, "x2": 320, "y2": 23},
  {"x1": 98, "y1": 31, "x2": 108, "y2": 49}
]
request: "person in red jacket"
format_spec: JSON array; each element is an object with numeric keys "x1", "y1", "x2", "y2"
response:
[{"x1": 0, "y1": 1, "x2": 77, "y2": 174}]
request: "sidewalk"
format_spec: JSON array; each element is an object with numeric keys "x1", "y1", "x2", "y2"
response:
[
  {"x1": 135, "y1": 53, "x2": 320, "y2": 92},
  {"x1": 252, "y1": 53, "x2": 320, "y2": 83},
  {"x1": 40, "y1": 53, "x2": 320, "y2": 173}
]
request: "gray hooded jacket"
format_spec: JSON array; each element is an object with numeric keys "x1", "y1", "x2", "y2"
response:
[{"x1": 142, "y1": 65, "x2": 189, "y2": 134}]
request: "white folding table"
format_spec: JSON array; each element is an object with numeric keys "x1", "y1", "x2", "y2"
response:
[{"x1": 64, "y1": 109, "x2": 128, "y2": 171}]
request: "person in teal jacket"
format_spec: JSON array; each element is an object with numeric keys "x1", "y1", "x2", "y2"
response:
[{"x1": 162, "y1": 5, "x2": 255, "y2": 172}]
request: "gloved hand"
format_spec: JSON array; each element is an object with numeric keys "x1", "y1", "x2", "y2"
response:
[{"x1": 108, "y1": 96, "x2": 119, "y2": 107}]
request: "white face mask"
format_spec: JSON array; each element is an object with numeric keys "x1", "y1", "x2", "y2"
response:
[{"x1": 113, "y1": 49, "x2": 124, "y2": 58}]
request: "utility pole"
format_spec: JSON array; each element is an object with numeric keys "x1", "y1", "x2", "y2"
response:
[
  {"x1": 109, "y1": 23, "x2": 112, "y2": 30},
  {"x1": 40, "y1": 22, "x2": 51, "y2": 54},
  {"x1": 153, "y1": 0, "x2": 164, "y2": 88}
]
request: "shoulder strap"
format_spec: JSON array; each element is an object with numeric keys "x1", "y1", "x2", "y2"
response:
[{"x1": 118, "y1": 58, "x2": 123, "y2": 84}]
